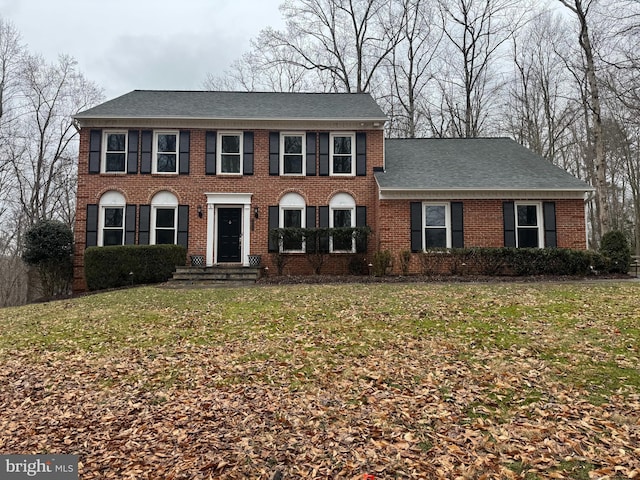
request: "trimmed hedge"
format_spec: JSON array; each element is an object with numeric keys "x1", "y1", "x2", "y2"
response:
[
  {"x1": 84, "y1": 245, "x2": 186, "y2": 291},
  {"x1": 415, "y1": 247, "x2": 607, "y2": 276}
]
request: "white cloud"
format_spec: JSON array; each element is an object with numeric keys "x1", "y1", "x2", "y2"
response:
[{"x1": 1, "y1": 0, "x2": 284, "y2": 98}]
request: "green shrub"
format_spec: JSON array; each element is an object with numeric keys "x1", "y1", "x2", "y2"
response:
[
  {"x1": 22, "y1": 220, "x2": 74, "y2": 297},
  {"x1": 599, "y1": 230, "x2": 631, "y2": 274},
  {"x1": 84, "y1": 245, "x2": 186, "y2": 291}
]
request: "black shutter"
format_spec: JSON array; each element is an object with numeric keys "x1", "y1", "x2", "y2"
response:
[
  {"x1": 543, "y1": 202, "x2": 557, "y2": 248},
  {"x1": 410, "y1": 202, "x2": 422, "y2": 252},
  {"x1": 125, "y1": 205, "x2": 137, "y2": 245},
  {"x1": 179, "y1": 130, "x2": 190, "y2": 175},
  {"x1": 356, "y1": 205, "x2": 367, "y2": 253},
  {"x1": 451, "y1": 202, "x2": 464, "y2": 248},
  {"x1": 305, "y1": 206, "x2": 317, "y2": 253},
  {"x1": 268, "y1": 206, "x2": 279, "y2": 252},
  {"x1": 319, "y1": 133, "x2": 329, "y2": 176},
  {"x1": 89, "y1": 129, "x2": 101, "y2": 174},
  {"x1": 503, "y1": 201, "x2": 516, "y2": 247},
  {"x1": 319, "y1": 206, "x2": 329, "y2": 252},
  {"x1": 306, "y1": 132, "x2": 317, "y2": 176},
  {"x1": 269, "y1": 132, "x2": 279, "y2": 175},
  {"x1": 86, "y1": 204, "x2": 98, "y2": 247},
  {"x1": 139, "y1": 205, "x2": 150, "y2": 245},
  {"x1": 127, "y1": 130, "x2": 139, "y2": 174},
  {"x1": 177, "y1": 205, "x2": 189, "y2": 249},
  {"x1": 356, "y1": 132, "x2": 366, "y2": 176},
  {"x1": 243, "y1": 131, "x2": 254, "y2": 175},
  {"x1": 140, "y1": 130, "x2": 152, "y2": 174},
  {"x1": 205, "y1": 131, "x2": 217, "y2": 175}
]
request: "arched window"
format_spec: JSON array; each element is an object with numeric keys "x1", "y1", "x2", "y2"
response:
[
  {"x1": 279, "y1": 192, "x2": 306, "y2": 252},
  {"x1": 151, "y1": 191, "x2": 178, "y2": 244},
  {"x1": 329, "y1": 193, "x2": 356, "y2": 252},
  {"x1": 99, "y1": 191, "x2": 126, "y2": 246}
]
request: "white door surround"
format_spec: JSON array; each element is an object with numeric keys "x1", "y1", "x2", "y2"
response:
[{"x1": 205, "y1": 193, "x2": 253, "y2": 266}]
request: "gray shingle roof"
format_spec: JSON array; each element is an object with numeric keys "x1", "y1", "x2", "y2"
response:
[
  {"x1": 376, "y1": 138, "x2": 592, "y2": 192},
  {"x1": 74, "y1": 90, "x2": 387, "y2": 121}
]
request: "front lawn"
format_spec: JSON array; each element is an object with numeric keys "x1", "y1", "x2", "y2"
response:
[{"x1": 0, "y1": 282, "x2": 638, "y2": 479}]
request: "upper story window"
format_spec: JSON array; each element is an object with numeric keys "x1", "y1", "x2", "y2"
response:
[
  {"x1": 515, "y1": 203, "x2": 543, "y2": 248},
  {"x1": 151, "y1": 191, "x2": 178, "y2": 245},
  {"x1": 218, "y1": 132, "x2": 243, "y2": 174},
  {"x1": 424, "y1": 203, "x2": 451, "y2": 249},
  {"x1": 331, "y1": 133, "x2": 355, "y2": 176},
  {"x1": 329, "y1": 192, "x2": 356, "y2": 252},
  {"x1": 103, "y1": 131, "x2": 127, "y2": 173},
  {"x1": 98, "y1": 191, "x2": 126, "y2": 246},
  {"x1": 281, "y1": 133, "x2": 305, "y2": 175},
  {"x1": 153, "y1": 131, "x2": 178, "y2": 174}
]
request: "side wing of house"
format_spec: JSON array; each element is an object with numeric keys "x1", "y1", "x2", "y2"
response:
[{"x1": 375, "y1": 138, "x2": 593, "y2": 270}]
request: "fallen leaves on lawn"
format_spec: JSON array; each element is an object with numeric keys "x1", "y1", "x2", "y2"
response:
[{"x1": 0, "y1": 283, "x2": 639, "y2": 479}]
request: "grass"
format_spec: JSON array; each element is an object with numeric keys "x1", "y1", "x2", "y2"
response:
[{"x1": 1, "y1": 281, "x2": 639, "y2": 478}]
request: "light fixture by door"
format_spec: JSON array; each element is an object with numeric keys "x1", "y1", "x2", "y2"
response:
[{"x1": 197, "y1": 205, "x2": 203, "y2": 218}]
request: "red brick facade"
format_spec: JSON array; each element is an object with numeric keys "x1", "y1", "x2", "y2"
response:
[{"x1": 73, "y1": 123, "x2": 589, "y2": 291}]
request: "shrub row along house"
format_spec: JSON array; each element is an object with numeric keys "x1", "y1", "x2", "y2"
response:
[{"x1": 72, "y1": 91, "x2": 592, "y2": 291}]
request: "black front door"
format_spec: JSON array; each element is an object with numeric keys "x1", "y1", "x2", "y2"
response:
[{"x1": 217, "y1": 208, "x2": 242, "y2": 263}]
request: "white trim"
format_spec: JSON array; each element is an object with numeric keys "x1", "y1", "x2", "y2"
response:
[
  {"x1": 205, "y1": 193, "x2": 252, "y2": 266},
  {"x1": 330, "y1": 132, "x2": 356, "y2": 177},
  {"x1": 279, "y1": 192, "x2": 306, "y2": 253},
  {"x1": 150, "y1": 191, "x2": 178, "y2": 245},
  {"x1": 377, "y1": 188, "x2": 590, "y2": 200},
  {"x1": 152, "y1": 130, "x2": 179, "y2": 174},
  {"x1": 75, "y1": 118, "x2": 387, "y2": 132},
  {"x1": 101, "y1": 130, "x2": 127, "y2": 173},
  {"x1": 217, "y1": 131, "x2": 243, "y2": 175},
  {"x1": 514, "y1": 202, "x2": 544, "y2": 248},
  {"x1": 98, "y1": 191, "x2": 126, "y2": 247},
  {"x1": 423, "y1": 202, "x2": 451, "y2": 249},
  {"x1": 280, "y1": 132, "x2": 306, "y2": 176},
  {"x1": 329, "y1": 193, "x2": 356, "y2": 252}
]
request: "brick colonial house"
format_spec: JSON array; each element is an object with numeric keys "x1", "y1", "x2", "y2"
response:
[{"x1": 72, "y1": 90, "x2": 592, "y2": 291}]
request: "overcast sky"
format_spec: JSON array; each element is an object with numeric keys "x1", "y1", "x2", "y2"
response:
[{"x1": 0, "y1": 0, "x2": 285, "y2": 100}]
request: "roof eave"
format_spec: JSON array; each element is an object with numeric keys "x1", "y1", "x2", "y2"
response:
[
  {"x1": 376, "y1": 186, "x2": 593, "y2": 200},
  {"x1": 72, "y1": 114, "x2": 389, "y2": 123}
]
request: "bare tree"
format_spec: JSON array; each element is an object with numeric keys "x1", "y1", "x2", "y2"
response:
[
  {"x1": 558, "y1": 0, "x2": 610, "y2": 237},
  {"x1": 255, "y1": 0, "x2": 406, "y2": 93},
  {"x1": 430, "y1": 0, "x2": 526, "y2": 137},
  {"x1": 382, "y1": 0, "x2": 442, "y2": 137},
  {"x1": 506, "y1": 11, "x2": 578, "y2": 163},
  {"x1": 11, "y1": 54, "x2": 102, "y2": 229}
]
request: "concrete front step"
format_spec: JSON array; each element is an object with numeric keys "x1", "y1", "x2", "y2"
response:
[{"x1": 167, "y1": 266, "x2": 261, "y2": 286}]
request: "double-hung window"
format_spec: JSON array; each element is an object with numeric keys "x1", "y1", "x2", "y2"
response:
[
  {"x1": 151, "y1": 191, "x2": 178, "y2": 245},
  {"x1": 329, "y1": 193, "x2": 356, "y2": 252},
  {"x1": 330, "y1": 133, "x2": 355, "y2": 176},
  {"x1": 424, "y1": 203, "x2": 451, "y2": 249},
  {"x1": 515, "y1": 203, "x2": 543, "y2": 248},
  {"x1": 154, "y1": 131, "x2": 178, "y2": 173},
  {"x1": 103, "y1": 131, "x2": 127, "y2": 173},
  {"x1": 218, "y1": 132, "x2": 243, "y2": 174},
  {"x1": 279, "y1": 193, "x2": 305, "y2": 252},
  {"x1": 281, "y1": 133, "x2": 305, "y2": 175},
  {"x1": 99, "y1": 191, "x2": 126, "y2": 246}
]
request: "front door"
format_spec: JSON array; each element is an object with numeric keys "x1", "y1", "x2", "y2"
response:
[{"x1": 217, "y1": 208, "x2": 242, "y2": 263}]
